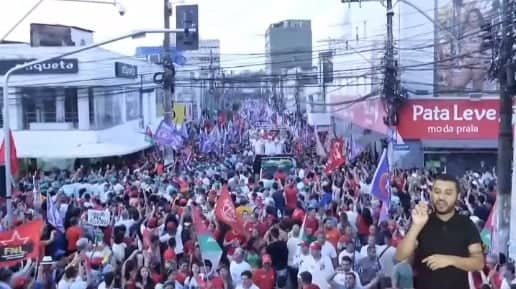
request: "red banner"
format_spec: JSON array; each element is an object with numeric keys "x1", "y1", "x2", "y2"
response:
[
  {"x1": 397, "y1": 99, "x2": 501, "y2": 140},
  {"x1": 324, "y1": 138, "x2": 346, "y2": 173},
  {"x1": 331, "y1": 97, "x2": 388, "y2": 134},
  {"x1": 0, "y1": 220, "x2": 44, "y2": 266},
  {"x1": 214, "y1": 185, "x2": 247, "y2": 236}
]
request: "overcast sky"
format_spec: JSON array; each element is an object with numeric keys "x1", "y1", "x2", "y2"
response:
[{"x1": 0, "y1": 0, "x2": 353, "y2": 68}]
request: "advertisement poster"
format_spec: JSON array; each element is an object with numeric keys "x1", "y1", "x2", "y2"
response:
[{"x1": 436, "y1": 0, "x2": 500, "y2": 92}]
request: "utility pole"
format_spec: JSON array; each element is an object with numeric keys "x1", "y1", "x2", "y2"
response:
[
  {"x1": 496, "y1": 0, "x2": 513, "y2": 257},
  {"x1": 383, "y1": 0, "x2": 400, "y2": 127},
  {"x1": 162, "y1": 0, "x2": 175, "y2": 123},
  {"x1": 209, "y1": 49, "x2": 215, "y2": 113},
  {"x1": 340, "y1": 0, "x2": 401, "y2": 128},
  {"x1": 295, "y1": 69, "x2": 301, "y2": 119}
]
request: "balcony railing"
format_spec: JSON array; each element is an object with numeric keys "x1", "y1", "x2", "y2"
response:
[{"x1": 23, "y1": 111, "x2": 78, "y2": 130}]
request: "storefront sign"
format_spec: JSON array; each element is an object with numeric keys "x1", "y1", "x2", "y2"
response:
[
  {"x1": 0, "y1": 59, "x2": 78, "y2": 75},
  {"x1": 331, "y1": 97, "x2": 388, "y2": 134},
  {"x1": 115, "y1": 62, "x2": 138, "y2": 78},
  {"x1": 397, "y1": 99, "x2": 503, "y2": 139}
]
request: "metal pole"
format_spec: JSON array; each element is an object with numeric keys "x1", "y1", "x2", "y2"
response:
[
  {"x1": 209, "y1": 49, "x2": 214, "y2": 112},
  {"x1": 496, "y1": 0, "x2": 513, "y2": 257},
  {"x1": 162, "y1": 0, "x2": 174, "y2": 123},
  {"x1": 1, "y1": 28, "x2": 187, "y2": 227},
  {"x1": 3, "y1": 74, "x2": 12, "y2": 228},
  {"x1": 2, "y1": 0, "x2": 124, "y2": 42},
  {"x1": 0, "y1": 0, "x2": 46, "y2": 42},
  {"x1": 433, "y1": 0, "x2": 439, "y2": 97},
  {"x1": 55, "y1": 0, "x2": 117, "y2": 4}
]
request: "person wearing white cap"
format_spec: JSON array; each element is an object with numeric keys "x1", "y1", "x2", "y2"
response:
[
  {"x1": 298, "y1": 242, "x2": 335, "y2": 289},
  {"x1": 230, "y1": 248, "x2": 252, "y2": 286}
]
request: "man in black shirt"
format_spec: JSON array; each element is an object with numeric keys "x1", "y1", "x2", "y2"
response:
[
  {"x1": 395, "y1": 174, "x2": 484, "y2": 289},
  {"x1": 266, "y1": 227, "x2": 289, "y2": 289}
]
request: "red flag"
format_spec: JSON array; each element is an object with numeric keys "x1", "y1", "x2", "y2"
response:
[
  {"x1": 191, "y1": 205, "x2": 210, "y2": 235},
  {"x1": 0, "y1": 220, "x2": 44, "y2": 266},
  {"x1": 215, "y1": 185, "x2": 247, "y2": 235},
  {"x1": 0, "y1": 130, "x2": 19, "y2": 175},
  {"x1": 324, "y1": 138, "x2": 346, "y2": 173}
]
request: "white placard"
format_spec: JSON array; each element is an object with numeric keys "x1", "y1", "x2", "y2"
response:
[{"x1": 87, "y1": 209, "x2": 111, "y2": 227}]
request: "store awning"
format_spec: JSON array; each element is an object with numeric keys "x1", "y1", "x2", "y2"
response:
[
  {"x1": 421, "y1": 139, "x2": 497, "y2": 149},
  {"x1": 18, "y1": 141, "x2": 151, "y2": 159}
]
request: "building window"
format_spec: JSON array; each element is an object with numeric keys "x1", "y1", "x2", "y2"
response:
[
  {"x1": 21, "y1": 88, "x2": 57, "y2": 129},
  {"x1": 125, "y1": 89, "x2": 141, "y2": 121},
  {"x1": 92, "y1": 87, "x2": 122, "y2": 129},
  {"x1": 64, "y1": 88, "x2": 78, "y2": 124}
]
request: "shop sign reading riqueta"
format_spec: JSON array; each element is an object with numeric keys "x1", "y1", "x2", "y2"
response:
[{"x1": 0, "y1": 58, "x2": 79, "y2": 75}]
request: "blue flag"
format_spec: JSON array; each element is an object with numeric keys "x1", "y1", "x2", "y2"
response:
[
  {"x1": 370, "y1": 149, "x2": 390, "y2": 203},
  {"x1": 47, "y1": 196, "x2": 65, "y2": 233},
  {"x1": 154, "y1": 120, "x2": 183, "y2": 149}
]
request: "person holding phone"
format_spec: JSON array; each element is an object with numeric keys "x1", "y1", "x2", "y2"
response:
[{"x1": 395, "y1": 174, "x2": 484, "y2": 289}]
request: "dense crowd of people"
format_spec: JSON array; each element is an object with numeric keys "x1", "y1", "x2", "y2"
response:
[{"x1": 0, "y1": 114, "x2": 510, "y2": 289}]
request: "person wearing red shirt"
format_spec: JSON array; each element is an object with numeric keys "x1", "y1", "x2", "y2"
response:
[
  {"x1": 274, "y1": 169, "x2": 286, "y2": 184},
  {"x1": 252, "y1": 255, "x2": 276, "y2": 289},
  {"x1": 223, "y1": 229, "x2": 247, "y2": 256},
  {"x1": 176, "y1": 260, "x2": 190, "y2": 285},
  {"x1": 284, "y1": 180, "x2": 299, "y2": 211},
  {"x1": 305, "y1": 209, "x2": 319, "y2": 233},
  {"x1": 299, "y1": 271, "x2": 320, "y2": 289},
  {"x1": 324, "y1": 219, "x2": 341, "y2": 249},
  {"x1": 65, "y1": 217, "x2": 83, "y2": 254}
]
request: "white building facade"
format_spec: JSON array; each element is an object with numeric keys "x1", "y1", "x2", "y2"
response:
[{"x1": 0, "y1": 44, "x2": 164, "y2": 160}]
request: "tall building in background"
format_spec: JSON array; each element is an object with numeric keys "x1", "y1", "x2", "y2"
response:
[{"x1": 265, "y1": 20, "x2": 312, "y2": 75}]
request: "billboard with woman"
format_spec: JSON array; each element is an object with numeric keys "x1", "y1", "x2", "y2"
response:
[{"x1": 436, "y1": 0, "x2": 500, "y2": 93}]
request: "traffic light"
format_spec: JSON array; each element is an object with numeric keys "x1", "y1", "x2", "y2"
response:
[{"x1": 176, "y1": 5, "x2": 199, "y2": 51}]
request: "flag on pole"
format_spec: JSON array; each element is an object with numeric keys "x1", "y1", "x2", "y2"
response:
[
  {"x1": 314, "y1": 126, "x2": 328, "y2": 157},
  {"x1": 299, "y1": 215, "x2": 308, "y2": 242},
  {"x1": 47, "y1": 196, "x2": 64, "y2": 233},
  {"x1": 370, "y1": 149, "x2": 390, "y2": 203},
  {"x1": 0, "y1": 129, "x2": 19, "y2": 175},
  {"x1": 0, "y1": 220, "x2": 44, "y2": 267},
  {"x1": 379, "y1": 201, "x2": 390, "y2": 222},
  {"x1": 191, "y1": 206, "x2": 222, "y2": 274},
  {"x1": 295, "y1": 215, "x2": 309, "y2": 256},
  {"x1": 324, "y1": 138, "x2": 346, "y2": 173},
  {"x1": 214, "y1": 185, "x2": 247, "y2": 236},
  {"x1": 481, "y1": 202, "x2": 496, "y2": 251}
]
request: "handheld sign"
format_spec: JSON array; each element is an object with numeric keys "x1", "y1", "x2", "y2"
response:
[{"x1": 87, "y1": 210, "x2": 111, "y2": 227}]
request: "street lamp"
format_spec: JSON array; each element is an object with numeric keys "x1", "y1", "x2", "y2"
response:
[
  {"x1": 0, "y1": 0, "x2": 126, "y2": 42},
  {"x1": 2, "y1": 28, "x2": 194, "y2": 227},
  {"x1": 55, "y1": 0, "x2": 126, "y2": 15}
]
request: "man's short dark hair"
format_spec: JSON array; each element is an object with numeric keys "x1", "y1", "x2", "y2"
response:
[
  {"x1": 341, "y1": 256, "x2": 353, "y2": 264},
  {"x1": 299, "y1": 271, "x2": 312, "y2": 284},
  {"x1": 434, "y1": 174, "x2": 460, "y2": 194},
  {"x1": 241, "y1": 270, "x2": 252, "y2": 279},
  {"x1": 0, "y1": 268, "x2": 12, "y2": 283}
]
